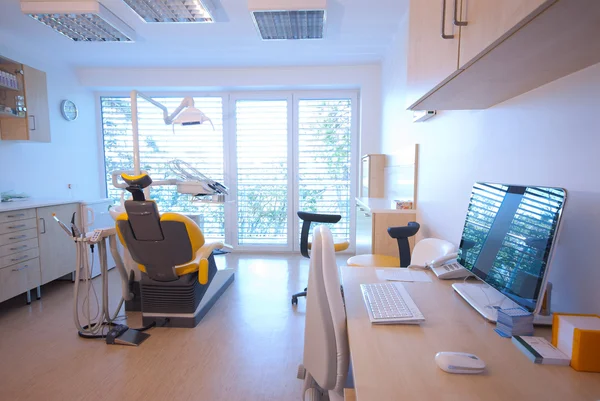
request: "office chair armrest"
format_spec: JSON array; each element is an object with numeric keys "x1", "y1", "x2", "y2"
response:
[
  {"x1": 387, "y1": 222, "x2": 420, "y2": 239},
  {"x1": 298, "y1": 211, "x2": 342, "y2": 224}
]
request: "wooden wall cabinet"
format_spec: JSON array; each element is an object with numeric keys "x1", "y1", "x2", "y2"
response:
[
  {"x1": 0, "y1": 56, "x2": 51, "y2": 142},
  {"x1": 407, "y1": 0, "x2": 600, "y2": 110}
]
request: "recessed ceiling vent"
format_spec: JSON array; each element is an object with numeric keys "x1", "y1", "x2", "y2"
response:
[
  {"x1": 21, "y1": 0, "x2": 135, "y2": 42},
  {"x1": 123, "y1": 0, "x2": 216, "y2": 23},
  {"x1": 249, "y1": 0, "x2": 326, "y2": 40}
]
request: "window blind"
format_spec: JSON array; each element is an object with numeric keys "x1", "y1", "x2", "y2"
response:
[
  {"x1": 297, "y1": 99, "x2": 352, "y2": 241},
  {"x1": 235, "y1": 99, "x2": 289, "y2": 245},
  {"x1": 101, "y1": 96, "x2": 225, "y2": 240}
]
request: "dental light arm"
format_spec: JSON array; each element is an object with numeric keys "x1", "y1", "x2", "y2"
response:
[
  {"x1": 134, "y1": 91, "x2": 214, "y2": 129},
  {"x1": 130, "y1": 90, "x2": 214, "y2": 176}
]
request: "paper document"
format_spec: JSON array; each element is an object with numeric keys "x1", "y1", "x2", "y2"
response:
[{"x1": 376, "y1": 268, "x2": 432, "y2": 283}]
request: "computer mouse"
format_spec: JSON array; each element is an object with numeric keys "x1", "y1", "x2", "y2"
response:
[{"x1": 435, "y1": 352, "x2": 486, "y2": 374}]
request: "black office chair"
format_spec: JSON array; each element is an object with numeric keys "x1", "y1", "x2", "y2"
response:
[
  {"x1": 291, "y1": 211, "x2": 349, "y2": 305},
  {"x1": 346, "y1": 222, "x2": 420, "y2": 267}
]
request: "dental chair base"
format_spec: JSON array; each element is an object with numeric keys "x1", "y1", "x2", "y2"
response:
[{"x1": 142, "y1": 268, "x2": 235, "y2": 328}]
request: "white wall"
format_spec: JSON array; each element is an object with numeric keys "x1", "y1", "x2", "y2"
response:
[
  {"x1": 0, "y1": 38, "x2": 102, "y2": 200},
  {"x1": 77, "y1": 64, "x2": 382, "y2": 156},
  {"x1": 381, "y1": 18, "x2": 600, "y2": 314}
]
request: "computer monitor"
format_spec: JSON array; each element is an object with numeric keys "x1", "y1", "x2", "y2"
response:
[{"x1": 452, "y1": 182, "x2": 567, "y2": 322}]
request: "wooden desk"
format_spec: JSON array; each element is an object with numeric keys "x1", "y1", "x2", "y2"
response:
[{"x1": 341, "y1": 267, "x2": 600, "y2": 401}]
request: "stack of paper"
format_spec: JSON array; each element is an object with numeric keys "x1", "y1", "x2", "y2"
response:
[
  {"x1": 495, "y1": 308, "x2": 534, "y2": 338},
  {"x1": 512, "y1": 336, "x2": 570, "y2": 365}
]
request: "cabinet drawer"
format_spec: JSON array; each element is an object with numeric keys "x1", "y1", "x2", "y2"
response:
[
  {"x1": 0, "y1": 238, "x2": 38, "y2": 258},
  {"x1": 0, "y1": 247, "x2": 39, "y2": 269},
  {"x1": 0, "y1": 258, "x2": 41, "y2": 303},
  {"x1": 0, "y1": 228, "x2": 38, "y2": 246},
  {"x1": 0, "y1": 218, "x2": 37, "y2": 235},
  {"x1": 0, "y1": 209, "x2": 36, "y2": 224}
]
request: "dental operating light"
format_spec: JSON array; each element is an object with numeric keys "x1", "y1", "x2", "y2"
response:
[{"x1": 21, "y1": 0, "x2": 135, "y2": 42}]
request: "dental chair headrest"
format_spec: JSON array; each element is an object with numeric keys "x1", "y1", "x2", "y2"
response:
[{"x1": 122, "y1": 173, "x2": 153, "y2": 201}]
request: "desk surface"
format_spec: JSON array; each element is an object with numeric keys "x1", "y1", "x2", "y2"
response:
[{"x1": 341, "y1": 267, "x2": 600, "y2": 401}]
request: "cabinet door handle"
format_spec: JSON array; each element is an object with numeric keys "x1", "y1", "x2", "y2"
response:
[
  {"x1": 364, "y1": 213, "x2": 371, "y2": 217},
  {"x1": 441, "y1": 0, "x2": 455, "y2": 39},
  {"x1": 8, "y1": 224, "x2": 26, "y2": 229},
  {"x1": 453, "y1": 0, "x2": 468, "y2": 26},
  {"x1": 11, "y1": 255, "x2": 29, "y2": 262},
  {"x1": 9, "y1": 234, "x2": 27, "y2": 240},
  {"x1": 40, "y1": 217, "x2": 46, "y2": 234},
  {"x1": 10, "y1": 244, "x2": 28, "y2": 251},
  {"x1": 29, "y1": 115, "x2": 36, "y2": 131},
  {"x1": 12, "y1": 264, "x2": 29, "y2": 272},
  {"x1": 7, "y1": 213, "x2": 25, "y2": 218}
]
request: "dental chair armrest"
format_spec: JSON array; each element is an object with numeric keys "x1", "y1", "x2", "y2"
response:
[
  {"x1": 196, "y1": 241, "x2": 225, "y2": 259},
  {"x1": 195, "y1": 242, "x2": 227, "y2": 285}
]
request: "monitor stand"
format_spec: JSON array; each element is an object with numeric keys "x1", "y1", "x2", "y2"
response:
[{"x1": 452, "y1": 282, "x2": 553, "y2": 325}]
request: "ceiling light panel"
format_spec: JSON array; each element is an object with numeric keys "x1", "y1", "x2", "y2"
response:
[
  {"x1": 248, "y1": 0, "x2": 326, "y2": 40},
  {"x1": 123, "y1": 0, "x2": 215, "y2": 23},
  {"x1": 253, "y1": 10, "x2": 324, "y2": 40},
  {"x1": 21, "y1": 1, "x2": 135, "y2": 42}
]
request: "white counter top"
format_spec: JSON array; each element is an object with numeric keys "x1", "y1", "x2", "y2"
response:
[
  {"x1": 355, "y1": 197, "x2": 416, "y2": 214},
  {"x1": 0, "y1": 199, "x2": 83, "y2": 212}
]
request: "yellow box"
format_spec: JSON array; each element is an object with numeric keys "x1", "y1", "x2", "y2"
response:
[{"x1": 552, "y1": 313, "x2": 600, "y2": 373}]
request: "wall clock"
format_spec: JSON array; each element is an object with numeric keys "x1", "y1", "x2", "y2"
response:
[{"x1": 60, "y1": 99, "x2": 78, "y2": 121}]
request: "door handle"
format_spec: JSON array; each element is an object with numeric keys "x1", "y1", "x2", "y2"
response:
[
  {"x1": 29, "y1": 115, "x2": 36, "y2": 131},
  {"x1": 40, "y1": 217, "x2": 46, "y2": 234},
  {"x1": 453, "y1": 0, "x2": 468, "y2": 26},
  {"x1": 441, "y1": 0, "x2": 455, "y2": 39}
]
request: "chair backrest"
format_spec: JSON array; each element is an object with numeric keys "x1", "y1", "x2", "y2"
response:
[
  {"x1": 387, "y1": 222, "x2": 420, "y2": 267},
  {"x1": 303, "y1": 226, "x2": 349, "y2": 399},
  {"x1": 298, "y1": 211, "x2": 342, "y2": 258},
  {"x1": 117, "y1": 201, "x2": 204, "y2": 282},
  {"x1": 410, "y1": 238, "x2": 457, "y2": 267}
]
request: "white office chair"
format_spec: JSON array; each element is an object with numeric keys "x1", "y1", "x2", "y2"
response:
[{"x1": 299, "y1": 225, "x2": 350, "y2": 401}]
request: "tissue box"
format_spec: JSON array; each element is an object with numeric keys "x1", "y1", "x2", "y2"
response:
[{"x1": 552, "y1": 313, "x2": 600, "y2": 372}]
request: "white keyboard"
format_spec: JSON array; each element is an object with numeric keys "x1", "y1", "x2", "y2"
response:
[{"x1": 360, "y1": 282, "x2": 425, "y2": 325}]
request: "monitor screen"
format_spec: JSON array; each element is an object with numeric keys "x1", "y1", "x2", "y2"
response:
[{"x1": 457, "y1": 183, "x2": 566, "y2": 312}]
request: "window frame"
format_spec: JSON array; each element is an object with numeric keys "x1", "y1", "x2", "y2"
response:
[{"x1": 96, "y1": 89, "x2": 358, "y2": 253}]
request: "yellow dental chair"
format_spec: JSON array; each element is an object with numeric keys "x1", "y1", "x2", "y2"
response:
[{"x1": 115, "y1": 173, "x2": 234, "y2": 328}]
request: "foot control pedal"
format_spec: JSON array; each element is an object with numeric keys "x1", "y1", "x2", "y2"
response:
[{"x1": 106, "y1": 324, "x2": 150, "y2": 346}]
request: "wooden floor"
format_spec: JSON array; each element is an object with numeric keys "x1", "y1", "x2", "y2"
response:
[{"x1": 0, "y1": 253, "x2": 321, "y2": 401}]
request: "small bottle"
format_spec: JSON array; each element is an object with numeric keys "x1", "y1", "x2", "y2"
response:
[{"x1": 15, "y1": 95, "x2": 25, "y2": 117}]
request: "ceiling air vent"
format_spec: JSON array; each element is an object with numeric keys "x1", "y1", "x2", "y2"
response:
[
  {"x1": 249, "y1": 0, "x2": 326, "y2": 40},
  {"x1": 21, "y1": 0, "x2": 135, "y2": 42},
  {"x1": 123, "y1": 0, "x2": 216, "y2": 23}
]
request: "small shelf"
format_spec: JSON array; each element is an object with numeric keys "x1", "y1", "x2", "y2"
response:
[
  {"x1": 0, "y1": 110, "x2": 23, "y2": 119},
  {"x1": 0, "y1": 82, "x2": 20, "y2": 92}
]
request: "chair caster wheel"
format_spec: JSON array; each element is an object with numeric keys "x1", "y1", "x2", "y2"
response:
[{"x1": 291, "y1": 296, "x2": 298, "y2": 306}]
